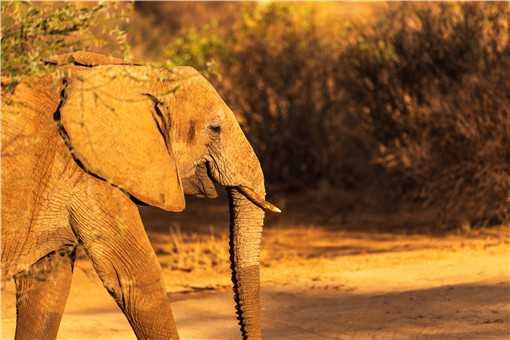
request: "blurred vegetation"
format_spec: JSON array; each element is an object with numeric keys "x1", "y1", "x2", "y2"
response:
[
  {"x1": 165, "y1": 2, "x2": 510, "y2": 226},
  {"x1": 2, "y1": 2, "x2": 509, "y2": 228},
  {"x1": 131, "y1": 1, "x2": 244, "y2": 59},
  {"x1": 344, "y1": 3, "x2": 510, "y2": 226}
]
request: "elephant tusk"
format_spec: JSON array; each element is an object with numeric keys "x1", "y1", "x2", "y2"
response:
[{"x1": 237, "y1": 185, "x2": 282, "y2": 214}]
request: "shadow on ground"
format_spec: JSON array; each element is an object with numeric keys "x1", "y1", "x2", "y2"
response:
[
  {"x1": 268, "y1": 282, "x2": 509, "y2": 339},
  {"x1": 170, "y1": 281, "x2": 510, "y2": 340}
]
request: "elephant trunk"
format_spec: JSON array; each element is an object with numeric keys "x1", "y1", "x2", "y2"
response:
[{"x1": 228, "y1": 186, "x2": 264, "y2": 340}]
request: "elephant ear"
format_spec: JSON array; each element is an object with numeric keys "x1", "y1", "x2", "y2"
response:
[{"x1": 58, "y1": 66, "x2": 185, "y2": 212}]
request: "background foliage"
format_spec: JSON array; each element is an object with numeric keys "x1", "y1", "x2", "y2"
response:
[
  {"x1": 2, "y1": 2, "x2": 509, "y2": 228},
  {"x1": 343, "y1": 3, "x2": 510, "y2": 225},
  {"x1": 165, "y1": 2, "x2": 510, "y2": 226}
]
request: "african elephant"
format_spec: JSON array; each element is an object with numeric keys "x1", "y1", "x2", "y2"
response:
[{"x1": 1, "y1": 51, "x2": 280, "y2": 340}]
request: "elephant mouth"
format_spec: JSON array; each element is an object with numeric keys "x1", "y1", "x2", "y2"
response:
[{"x1": 181, "y1": 162, "x2": 218, "y2": 198}]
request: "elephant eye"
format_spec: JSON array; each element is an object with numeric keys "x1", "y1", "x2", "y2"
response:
[{"x1": 208, "y1": 123, "x2": 221, "y2": 134}]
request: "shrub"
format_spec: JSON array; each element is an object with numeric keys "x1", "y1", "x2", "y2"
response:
[
  {"x1": 163, "y1": 25, "x2": 227, "y2": 78},
  {"x1": 1, "y1": 2, "x2": 132, "y2": 78},
  {"x1": 342, "y1": 3, "x2": 510, "y2": 224}
]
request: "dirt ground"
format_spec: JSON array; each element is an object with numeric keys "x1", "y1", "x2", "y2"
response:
[{"x1": 2, "y1": 195, "x2": 510, "y2": 339}]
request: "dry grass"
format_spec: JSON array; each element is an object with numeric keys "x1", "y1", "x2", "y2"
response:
[{"x1": 156, "y1": 225, "x2": 229, "y2": 273}]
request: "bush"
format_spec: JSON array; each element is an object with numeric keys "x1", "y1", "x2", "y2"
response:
[
  {"x1": 342, "y1": 3, "x2": 510, "y2": 224},
  {"x1": 1, "y1": 2, "x2": 132, "y2": 78}
]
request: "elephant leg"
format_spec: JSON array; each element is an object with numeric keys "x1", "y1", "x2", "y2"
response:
[
  {"x1": 70, "y1": 183, "x2": 179, "y2": 340},
  {"x1": 14, "y1": 246, "x2": 76, "y2": 340}
]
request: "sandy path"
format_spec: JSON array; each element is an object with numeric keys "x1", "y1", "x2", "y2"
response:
[{"x1": 2, "y1": 235, "x2": 509, "y2": 339}]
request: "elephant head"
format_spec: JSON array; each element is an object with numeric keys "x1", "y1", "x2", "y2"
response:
[{"x1": 53, "y1": 60, "x2": 279, "y2": 339}]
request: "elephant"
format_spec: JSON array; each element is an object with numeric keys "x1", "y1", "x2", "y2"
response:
[{"x1": 1, "y1": 51, "x2": 280, "y2": 340}]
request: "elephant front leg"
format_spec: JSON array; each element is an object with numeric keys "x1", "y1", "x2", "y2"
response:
[
  {"x1": 14, "y1": 246, "x2": 76, "y2": 340},
  {"x1": 70, "y1": 182, "x2": 180, "y2": 340}
]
